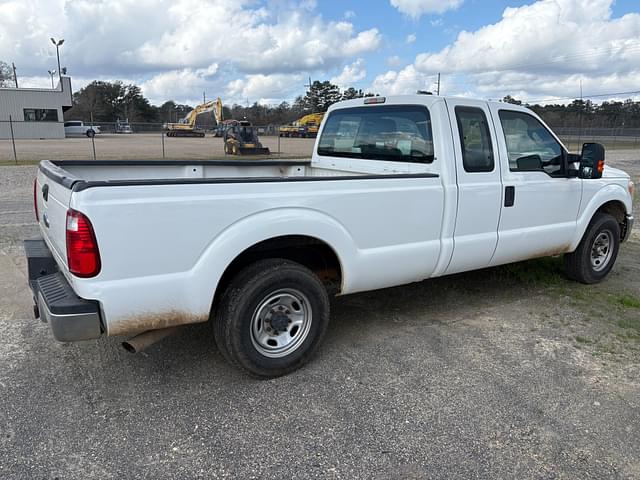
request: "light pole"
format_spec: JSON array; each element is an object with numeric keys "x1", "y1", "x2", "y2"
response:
[
  {"x1": 50, "y1": 37, "x2": 64, "y2": 82},
  {"x1": 47, "y1": 69, "x2": 56, "y2": 88}
]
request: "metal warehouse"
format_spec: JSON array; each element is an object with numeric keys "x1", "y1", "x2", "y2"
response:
[{"x1": 0, "y1": 76, "x2": 72, "y2": 139}]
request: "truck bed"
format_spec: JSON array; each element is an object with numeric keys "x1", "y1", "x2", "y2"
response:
[{"x1": 41, "y1": 158, "x2": 437, "y2": 191}]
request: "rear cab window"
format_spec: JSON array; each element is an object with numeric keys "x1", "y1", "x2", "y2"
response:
[{"x1": 317, "y1": 105, "x2": 434, "y2": 164}]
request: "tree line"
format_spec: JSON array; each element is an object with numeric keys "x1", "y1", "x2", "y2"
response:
[
  {"x1": 503, "y1": 95, "x2": 640, "y2": 129},
  {"x1": 6, "y1": 67, "x2": 634, "y2": 129},
  {"x1": 63, "y1": 79, "x2": 376, "y2": 125}
]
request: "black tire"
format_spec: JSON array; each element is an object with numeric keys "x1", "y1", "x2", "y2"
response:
[
  {"x1": 86, "y1": 129, "x2": 95, "y2": 138},
  {"x1": 564, "y1": 213, "x2": 620, "y2": 284},
  {"x1": 214, "y1": 259, "x2": 330, "y2": 377}
]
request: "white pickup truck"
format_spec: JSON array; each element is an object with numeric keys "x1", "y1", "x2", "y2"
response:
[{"x1": 26, "y1": 95, "x2": 634, "y2": 377}]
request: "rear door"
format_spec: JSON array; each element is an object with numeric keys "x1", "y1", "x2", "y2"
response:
[
  {"x1": 488, "y1": 106, "x2": 582, "y2": 265},
  {"x1": 444, "y1": 99, "x2": 502, "y2": 274}
]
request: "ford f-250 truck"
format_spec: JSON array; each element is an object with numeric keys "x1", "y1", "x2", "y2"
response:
[{"x1": 25, "y1": 95, "x2": 634, "y2": 377}]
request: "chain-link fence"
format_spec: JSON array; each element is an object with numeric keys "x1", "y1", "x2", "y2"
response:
[
  {"x1": 552, "y1": 127, "x2": 640, "y2": 152},
  {"x1": 0, "y1": 120, "x2": 317, "y2": 163},
  {"x1": 1, "y1": 119, "x2": 639, "y2": 163}
]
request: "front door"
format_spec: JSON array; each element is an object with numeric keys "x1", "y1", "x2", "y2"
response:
[{"x1": 488, "y1": 106, "x2": 582, "y2": 266}]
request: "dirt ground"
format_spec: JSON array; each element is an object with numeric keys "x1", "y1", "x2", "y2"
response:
[
  {"x1": 0, "y1": 151, "x2": 638, "y2": 479},
  {"x1": 0, "y1": 134, "x2": 315, "y2": 162}
]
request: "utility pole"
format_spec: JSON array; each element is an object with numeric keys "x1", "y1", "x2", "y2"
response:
[
  {"x1": 436, "y1": 73, "x2": 441, "y2": 96},
  {"x1": 12, "y1": 62, "x2": 18, "y2": 88},
  {"x1": 203, "y1": 91, "x2": 206, "y2": 104}
]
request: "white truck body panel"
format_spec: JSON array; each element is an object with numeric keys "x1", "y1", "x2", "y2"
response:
[{"x1": 33, "y1": 94, "x2": 633, "y2": 338}]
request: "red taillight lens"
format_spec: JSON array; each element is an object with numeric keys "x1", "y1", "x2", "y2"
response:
[
  {"x1": 66, "y1": 209, "x2": 101, "y2": 277},
  {"x1": 33, "y1": 178, "x2": 39, "y2": 222}
]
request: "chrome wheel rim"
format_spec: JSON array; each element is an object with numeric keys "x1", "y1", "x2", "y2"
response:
[
  {"x1": 250, "y1": 289, "x2": 312, "y2": 358},
  {"x1": 591, "y1": 230, "x2": 614, "y2": 272}
]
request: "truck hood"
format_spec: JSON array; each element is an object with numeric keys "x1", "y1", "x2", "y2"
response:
[{"x1": 602, "y1": 165, "x2": 630, "y2": 179}]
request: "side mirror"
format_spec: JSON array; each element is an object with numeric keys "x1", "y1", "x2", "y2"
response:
[
  {"x1": 580, "y1": 143, "x2": 605, "y2": 179},
  {"x1": 516, "y1": 154, "x2": 543, "y2": 171}
]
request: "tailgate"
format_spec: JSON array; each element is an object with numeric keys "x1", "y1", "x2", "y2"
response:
[{"x1": 35, "y1": 165, "x2": 73, "y2": 271}]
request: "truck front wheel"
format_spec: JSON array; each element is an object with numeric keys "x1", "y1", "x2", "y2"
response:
[
  {"x1": 564, "y1": 213, "x2": 620, "y2": 284},
  {"x1": 214, "y1": 259, "x2": 330, "y2": 377}
]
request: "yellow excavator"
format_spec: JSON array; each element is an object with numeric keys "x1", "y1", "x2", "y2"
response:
[
  {"x1": 279, "y1": 112, "x2": 324, "y2": 138},
  {"x1": 164, "y1": 100, "x2": 217, "y2": 137}
]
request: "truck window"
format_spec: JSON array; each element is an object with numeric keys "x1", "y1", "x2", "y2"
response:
[
  {"x1": 317, "y1": 105, "x2": 434, "y2": 164},
  {"x1": 455, "y1": 107, "x2": 494, "y2": 172},
  {"x1": 498, "y1": 110, "x2": 564, "y2": 176}
]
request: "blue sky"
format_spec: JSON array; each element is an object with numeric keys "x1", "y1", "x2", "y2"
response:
[{"x1": 1, "y1": 0, "x2": 639, "y2": 106}]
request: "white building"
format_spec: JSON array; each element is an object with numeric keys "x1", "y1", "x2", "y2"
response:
[{"x1": 0, "y1": 76, "x2": 73, "y2": 139}]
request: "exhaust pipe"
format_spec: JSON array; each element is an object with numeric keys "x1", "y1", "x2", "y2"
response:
[{"x1": 122, "y1": 326, "x2": 180, "y2": 353}]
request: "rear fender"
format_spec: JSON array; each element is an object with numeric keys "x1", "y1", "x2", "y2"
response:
[{"x1": 191, "y1": 208, "x2": 357, "y2": 310}]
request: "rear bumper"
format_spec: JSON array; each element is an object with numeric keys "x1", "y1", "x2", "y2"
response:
[
  {"x1": 622, "y1": 214, "x2": 634, "y2": 243},
  {"x1": 24, "y1": 239, "x2": 102, "y2": 342}
]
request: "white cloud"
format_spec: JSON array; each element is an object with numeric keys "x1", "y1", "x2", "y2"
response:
[
  {"x1": 406, "y1": 33, "x2": 417, "y2": 44},
  {"x1": 140, "y1": 64, "x2": 219, "y2": 105},
  {"x1": 134, "y1": 8, "x2": 380, "y2": 74},
  {"x1": 0, "y1": 0, "x2": 381, "y2": 77},
  {"x1": 390, "y1": 0, "x2": 463, "y2": 18},
  {"x1": 370, "y1": 65, "x2": 436, "y2": 95},
  {"x1": 226, "y1": 73, "x2": 304, "y2": 105},
  {"x1": 330, "y1": 59, "x2": 366, "y2": 88},
  {"x1": 344, "y1": 10, "x2": 356, "y2": 19},
  {"x1": 414, "y1": 0, "x2": 640, "y2": 77},
  {"x1": 378, "y1": 0, "x2": 640, "y2": 102},
  {"x1": 386, "y1": 56, "x2": 403, "y2": 68}
]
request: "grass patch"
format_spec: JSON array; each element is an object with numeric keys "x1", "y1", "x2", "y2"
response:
[
  {"x1": 617, "y1": 316, "x2": 640, "y2": 334},
  {"x1": 0, "y1": 160, "x2": 41, "y2": 166},
  {"x1": 494, "y1": 256, "x2": 566, "y2": 285},
  {"x1": 575, "y1": 335, "x2": 593, "y2": 344},
  {"x1": 607, "y1": 293, "x2": 640, "y2": 309}
]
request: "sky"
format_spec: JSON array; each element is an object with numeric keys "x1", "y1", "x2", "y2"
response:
[{"x1": 1, "y1": 0, "x2": 639, "y2": 107}]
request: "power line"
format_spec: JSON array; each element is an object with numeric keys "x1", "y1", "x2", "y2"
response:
[{"x1": 523, "y1": 90, "x2": 640, "y2": 104}]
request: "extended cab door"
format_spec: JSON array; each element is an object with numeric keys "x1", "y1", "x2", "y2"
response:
[
  {"x1": 444, "y1": 99, "x2": 502, "y2": 274},
  {"x1": 488, "y1": 106, "x2": 582, "y2": 265}
]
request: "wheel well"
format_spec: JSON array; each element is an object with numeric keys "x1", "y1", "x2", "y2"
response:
[
  {"x1": 596, "y1": 201, "x2": 627, "y2": 238},
  {"x1": 212, "y1": 235, "x2": 342, "y2": 312}
]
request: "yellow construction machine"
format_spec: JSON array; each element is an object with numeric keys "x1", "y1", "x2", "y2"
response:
[
  {"x1": 164, "y1": 100, "x2": 217, "y2": 137},
  {"x1": 224, "y1": 120, "x2": 270, "y2": 155},
  {"x1": 279, "y1": 112, "x2": 324, "y2": 138}
]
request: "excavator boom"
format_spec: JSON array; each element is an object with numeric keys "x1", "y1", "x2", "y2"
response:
[{"x1": 165, "y1": 100, "x2": 217, "y2": 137}]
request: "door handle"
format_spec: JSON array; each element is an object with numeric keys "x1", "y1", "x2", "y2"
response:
[{"x1": 504, "y1": 186, "x2": 515, "y2": 207}]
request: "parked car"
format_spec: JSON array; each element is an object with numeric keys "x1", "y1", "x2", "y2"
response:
[
  {"x1": 27, "y1": 95, "x2": 634, "y2": 377},
  {"x1": 115, "y1": 119, "x2": 133, "y2": 134},
  {"x1": 64, "y1": 120, "x2": 100, "y2": 138}
]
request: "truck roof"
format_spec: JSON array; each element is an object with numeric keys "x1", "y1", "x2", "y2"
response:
[{"x1": 328, "y1": 94, "x2": 531, "y2": 113}]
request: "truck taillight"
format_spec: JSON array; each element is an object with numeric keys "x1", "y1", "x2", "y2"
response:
[
  {"x1": 66, "y1": 209, "x2": 101, "y2": 277},
  {"x1": 33, "y1": 178, "x2": 39, "y2": 222}
]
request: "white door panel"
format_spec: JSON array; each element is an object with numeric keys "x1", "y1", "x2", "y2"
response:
[
  {"x1": 488, "y1": 105, "x2": 582, "y2": 266},
  {"x1": 444, "y1": 99, "x2": 502, "y2": 274}
]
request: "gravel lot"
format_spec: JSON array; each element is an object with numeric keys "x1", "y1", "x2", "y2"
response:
[
  {"x1": 0, "y1": 152, "x2": 638, "y2": 479},
  {"x1": 0, "y1": 134, "x2": 315, "y2": 162}
]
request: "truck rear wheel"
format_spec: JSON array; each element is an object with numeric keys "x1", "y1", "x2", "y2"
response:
[
  {"x1": 214, "y1": 259, "x2": 330, "y2": 377},
  {"x1": 564, "y1": 213, "x2": 620, "y2": 284}
]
